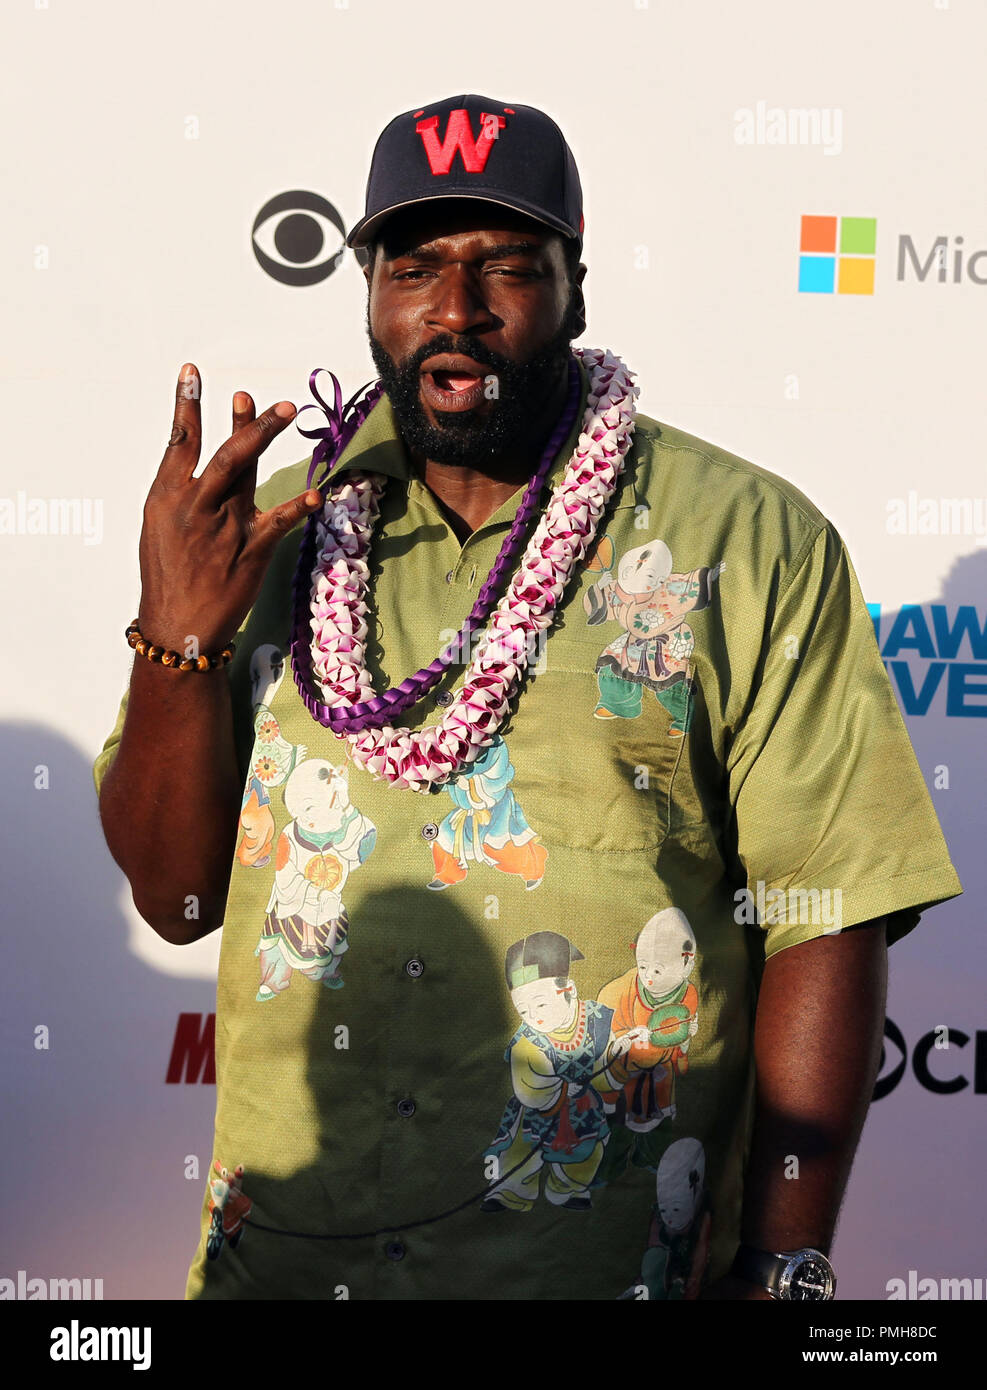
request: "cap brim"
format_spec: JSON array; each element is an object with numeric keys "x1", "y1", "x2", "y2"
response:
[{"x1": 346, "y1": 192, "x2": 579, "y2": 248}]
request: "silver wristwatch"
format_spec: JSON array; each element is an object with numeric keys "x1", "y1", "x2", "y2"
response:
[{"x1": 731, "y1": 1244, "x2": 837, "y2": 1300}]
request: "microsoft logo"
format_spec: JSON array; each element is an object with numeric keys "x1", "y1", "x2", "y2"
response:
[{"x1": 799, "y1": 215, "x2": 876, "y2": 294}]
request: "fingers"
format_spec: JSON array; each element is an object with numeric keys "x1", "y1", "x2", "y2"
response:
[
  {"x1": 233, "y1": 390, "x2": 255, "y2": 434},
  {"x1": 226, "y1": 391, "x2": 258, "y2": 503},
  {"x1": 156, "y1": 363, "x2": 203, "y2": 487},
  {"x1": 251, "y1": 486, "x2": 324, "y2": 553},
  {"x1": 197, "y1": 399, "x2": 297, "y2": 507}
]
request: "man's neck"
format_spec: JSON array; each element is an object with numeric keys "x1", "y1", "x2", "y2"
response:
[
  {"x1": 411, "y1": 463, "x2": 529, "y2": 544},
  {"x1": 407, "y1": 370, "x2": 568, "y2": 543}
]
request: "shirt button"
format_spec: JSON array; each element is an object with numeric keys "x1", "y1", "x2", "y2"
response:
[
  {"x1": 445, "y1": 570, "x2": 455, "y2": 584},
  {"x1": 405, "y1": 958, "x2": 425, "y2": 979},
  {"x1": 385, "y1": 1240, "x2": 405, "y2": 1261},
  {"x1": 421, "y1": 822, "x2": 438, "y2": 841},
  {"x1": 397, "y1": 1098, "x2": 416, "y2": 1118},
  {"x1": 435, "y1": 691, "x2": 453, "y2": 707}
]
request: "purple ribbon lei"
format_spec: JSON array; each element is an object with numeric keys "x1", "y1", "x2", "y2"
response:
[
  {"x1": 293, "y1": 368, "x2": 384, "y2": 493},
  {"x1": 289, "y1": 355, "x2": 582, "y2": 737}
]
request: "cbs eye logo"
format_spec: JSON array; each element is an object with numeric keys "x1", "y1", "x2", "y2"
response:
[
  {"x1": 874, "y1": 1017, "x2": 987, "y2": 1099},
  {"x1": 252, "y1": 191, "x2": 366, "y2": 286}
]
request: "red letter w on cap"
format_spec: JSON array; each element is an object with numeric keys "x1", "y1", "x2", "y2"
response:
[{"x1": 415, "y1": 109, "x2": 506, "y2": 175}]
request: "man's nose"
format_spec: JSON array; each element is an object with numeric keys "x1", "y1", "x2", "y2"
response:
[{"x1": 427, "y1": 269, "x2": 496, "y2": 337}]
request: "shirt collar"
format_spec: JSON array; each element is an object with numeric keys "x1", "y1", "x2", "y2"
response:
[{"x1": 324, "y1": 357, "x2": 644, "y2": 518}]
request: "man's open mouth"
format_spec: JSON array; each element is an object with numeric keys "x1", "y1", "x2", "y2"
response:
[
  {"x1": 431, "y1": 370, "x2": 482, "y2": 393},
  {"x1": 420, "y1": 356, "x2": 493, "y2": 412}
]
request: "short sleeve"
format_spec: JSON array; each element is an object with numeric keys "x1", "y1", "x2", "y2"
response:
[
  {"x1": 92, "y1": 685, "x2": 130, "y2": 798},
  {"x1": 726, "y1": 522, "x2": 962, "y2": 957}
]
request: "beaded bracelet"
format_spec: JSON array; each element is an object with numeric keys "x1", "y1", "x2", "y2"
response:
[{"x1": 125, "y1": 619, "x2": 235, "y2": 672}]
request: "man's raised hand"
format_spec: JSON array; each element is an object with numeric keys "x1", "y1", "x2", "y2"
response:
[{"x1": 137, "y1": 363, "x2": 323, "y2": 658}]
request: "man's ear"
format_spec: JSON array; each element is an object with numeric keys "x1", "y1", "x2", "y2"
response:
[
  {"x1": 359, "y1": 244, "x2": 374, "y2": 288},
  {"x1": 572, "y1": 261, "x2": 587, "y2": 339}
]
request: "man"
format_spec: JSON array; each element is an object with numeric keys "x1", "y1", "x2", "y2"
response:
[{"x1": 94, "y1": 95, "x2": 962, "y2": 1301}]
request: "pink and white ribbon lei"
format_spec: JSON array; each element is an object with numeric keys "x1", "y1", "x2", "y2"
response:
[{"x1": 306, "y1": 347, "x2": 639, "y2": 792}]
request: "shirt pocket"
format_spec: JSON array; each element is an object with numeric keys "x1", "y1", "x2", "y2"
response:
[{"x1": 502, "y1": 658, "x2": 690, "y2": 854}]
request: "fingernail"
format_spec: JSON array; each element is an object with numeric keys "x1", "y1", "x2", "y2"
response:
[
  {"x1": 234, "y1": 392, "x2": 249, "y2": 413},
  {"x1": 274, "y1": 401, "x2": 295, "y2": 419},
  {"x1": 179, "y1": 365, "x2": 200, "y2": 401}
]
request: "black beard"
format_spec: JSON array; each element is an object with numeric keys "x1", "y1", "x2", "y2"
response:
[{"x1": 366, "y1": 304, "x2": 579, "y2": 468}]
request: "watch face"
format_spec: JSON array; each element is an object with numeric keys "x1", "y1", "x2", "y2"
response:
[{"x1": 779, "y1": 1252, "x2": 836, "y2": 1301}]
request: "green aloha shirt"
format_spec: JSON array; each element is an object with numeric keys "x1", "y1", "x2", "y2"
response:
[{"x1": 93, "y1": 356, "x2": 962, "y2": 1301}]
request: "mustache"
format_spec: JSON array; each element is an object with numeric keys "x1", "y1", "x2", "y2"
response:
[{"x1": 394, "y1": 334, "x2": 517, "y2": 378}]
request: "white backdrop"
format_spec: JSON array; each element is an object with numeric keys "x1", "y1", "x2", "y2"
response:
[{"x1": 1, "y1": 0, "x2": 984, "y2": 1300}]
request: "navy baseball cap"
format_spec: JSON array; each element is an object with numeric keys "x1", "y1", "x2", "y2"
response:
[{"x1": 346, "y1": 94, "x2": 584, "y2": 251}]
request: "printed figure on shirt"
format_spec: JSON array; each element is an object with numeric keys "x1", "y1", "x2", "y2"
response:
[
  {"x1": 254, "y1": 759, "x2": 376, "y2": 1001},
  {"x1": 205, "y1": 1161, "x2": 252, "y2": 1262},
  {"x1": 594, "y1": 909, "x2": 700, "y2": 1181},
  {"x1": 427, "y1": 734, "x2": 547, "y2": 891},
  {"x1": 618, "y1": 1138, "x2": 712, "y2": 1300},
  {"x1": 237, "y1": 645, "x2": 307, "y2": 869},
  {"x1": 584, "y1": 536, "x2": 725, "y2": 736},
  {"x1": 482, "y1": 931, "x2": 648, "y2": 1213}
]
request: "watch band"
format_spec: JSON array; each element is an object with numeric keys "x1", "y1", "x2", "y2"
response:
[{"x1": 732, "y1": 1244, "x2": 787, "y2": 1296}]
